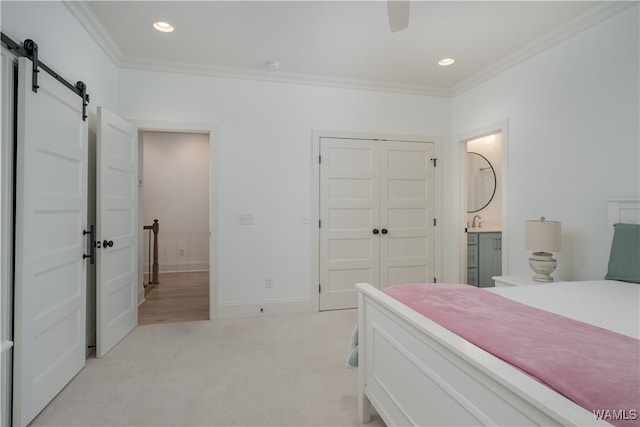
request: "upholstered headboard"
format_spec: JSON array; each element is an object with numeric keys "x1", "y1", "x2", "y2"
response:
[{"x1": 607, "y1": 199, "x2": 640, "y2": 227}]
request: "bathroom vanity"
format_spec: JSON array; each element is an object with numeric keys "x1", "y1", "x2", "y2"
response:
[{"x1": 467, "y1": 230, "x2": 502, "y2": 287}]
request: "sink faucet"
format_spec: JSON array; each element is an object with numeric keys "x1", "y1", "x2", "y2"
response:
[{"x1": 472, "y1": 215, "x2": 482, "y2": 228}]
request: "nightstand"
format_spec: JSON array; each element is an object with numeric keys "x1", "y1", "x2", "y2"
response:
[{"x1": 492, "y1": 274, "x2": 564, "y2": 287}]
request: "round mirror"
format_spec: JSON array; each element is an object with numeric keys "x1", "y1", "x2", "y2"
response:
[{"x1": 467, "y1": 152, "x2": 496, "y2": 213}]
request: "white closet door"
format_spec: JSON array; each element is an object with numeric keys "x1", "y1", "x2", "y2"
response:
[
  {"x1": 13, "y1": 57, "x2": 88, "y2": 426},
  {"x1": 379, "y1": 142, "x2": 435, "y2": 288},
  {"x1": 319, "y1": 138, "x2": 436, "y2": 310},
  {"x1": 96, "y1": 107, "x2": 138, "y2": 358},
  {"x1": 319, "y1": 138, "x2": 379, "y2": 311}
]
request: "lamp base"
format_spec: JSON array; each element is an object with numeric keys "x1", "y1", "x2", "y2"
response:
[{"x1": 529, "y1": 252, "x2": 557, "y2": 282}]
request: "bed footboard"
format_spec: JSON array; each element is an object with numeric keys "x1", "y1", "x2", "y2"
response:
[{"x1": 356, "y1": 283, "x2": 608, "y2": 427}]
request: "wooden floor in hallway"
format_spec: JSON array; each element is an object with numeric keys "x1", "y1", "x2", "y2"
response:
[{"x1": 139, "y1": 271, "x2": 209, "y2": 325}]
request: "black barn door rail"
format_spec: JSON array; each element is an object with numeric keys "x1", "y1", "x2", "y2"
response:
[{"x1": 1, "y1": 33, "x2": 90, "y2": 121}]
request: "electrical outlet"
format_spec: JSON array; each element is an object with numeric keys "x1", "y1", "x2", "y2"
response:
[
  {"x1": 265, "y1": 277, "x2": 273, "y2": 288},
  {"x1": 237, "y1": 213, "x2": 254, "y2": 225}
]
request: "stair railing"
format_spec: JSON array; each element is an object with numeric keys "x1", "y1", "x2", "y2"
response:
[{"x1": 143, "y1": 219, "x2": 160, "y2": 285}]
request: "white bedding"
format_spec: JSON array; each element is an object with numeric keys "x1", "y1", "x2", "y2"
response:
[{"x1": 488, "y1": 280, "x2": 639, "y2": 339}]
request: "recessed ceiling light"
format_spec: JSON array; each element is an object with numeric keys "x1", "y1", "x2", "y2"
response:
[
  {"x1": 438, "y1": 58, "x2": 455, "y2": 66},
  {"x1": 153, "y1": 21, "x2": 174, "y2": 33}
]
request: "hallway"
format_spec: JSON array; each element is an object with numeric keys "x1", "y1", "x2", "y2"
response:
[{"x1": 139, "y1": 271, "x2": 209, "y2": 324}]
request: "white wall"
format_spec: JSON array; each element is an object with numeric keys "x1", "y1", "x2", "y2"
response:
[
  {"x1": 450, "y1": 5, "x2": 639, "y2": 282},
  {"x1": 1, "y1": 2, "x2": 119, "y2": 115},
  {"x1": 142, "y1": 131, "x2": 210, "y2": 273},
  {"x1": 118, "y1": 72, "x2": 450, "y2": 310}
]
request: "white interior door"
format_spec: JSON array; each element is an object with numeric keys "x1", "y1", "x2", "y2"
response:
[
  {"x1": 319, "y1": 138, "x2": 436, "y2": 311},
  {"x1": 319, "y1": 138, "x2": 379, "y2": 311},
  {"x1": 13, "y1": 57, "x2": 88, "y2": 426},
  {"x1": 96, "y1": 107, "x2": 138, "y2": 358},
  {"x1": 379, "y1": 142, "x2": 436, "y2": 287}
]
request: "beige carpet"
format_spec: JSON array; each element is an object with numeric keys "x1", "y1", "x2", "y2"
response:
[{"x1": 30, "y1": 309, "x2": 385, "y2": 427}]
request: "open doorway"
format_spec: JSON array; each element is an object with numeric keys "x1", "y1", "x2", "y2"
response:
[
  {"x1": 138, "y1": 131, "x2": 210, "y2": 324},
  {"x1": 460, "y1": 127, "x2": 508, "y2": 287},
  {"x1": 465, "y1": 133, "x2": 502, "y2": 287},
  {"x1": 466, "y1": 134, "x2": 502, "y2": 232}
]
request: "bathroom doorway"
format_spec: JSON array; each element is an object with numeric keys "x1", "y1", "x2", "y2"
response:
[
  {"x1": 459, "y1": 124, "x2": 508, "y2": 287},
  {"x1": 466, "y1": 133, "x2": 502, "y2": 232},
  {"x1": 138, "y1": 131, "x2": 210, "y2": 324},
  {"x1": 465, "y1": 133, "x2": 503, "y2": 287}
]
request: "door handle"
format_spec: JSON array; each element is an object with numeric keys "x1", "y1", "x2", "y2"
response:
[
  {"x1": 82, "y1": 225, "x2": 95, "y2": 264},
  {"x1": 381, "y1": 228, "x2": 388, "y2": 235},
  {"x1": 372, "y1": 229, "x2": 379, "y2": 235},
  {"x1": 103, "y1": 240, "x2": 114, "y2": 248}
]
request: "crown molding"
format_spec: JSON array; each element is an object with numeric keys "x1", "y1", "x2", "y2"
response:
[
  {"x1": 451, "y1": 1, "x2": 636, "y2": 96},
  {"x1": 64, "y1": 0, "x2": 123, "y2": 66},
  {"x1": 118, "y1": 57, "x2": 453, "y2": 97},
  {"x1": 63, "y1": 0, "x2": 451, "y2": 97},
  {"x1": 65, "y1": 0, "x2": 635, "y2": 99}
]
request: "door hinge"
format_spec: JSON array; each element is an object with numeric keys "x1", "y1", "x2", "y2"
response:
[
  {"x1": 319, "y1": 219, "x2": 321, "y2": 228},
  {"x1": 434, "y1": 277, "x2": 437, "y2": 283},
  {"x1": 430, "y1": 157, "x2": 438, "y2": 167},
  {"x1": 433, "y1": 218, "x2": 437, "y2": 226},
  {"x1": 319, "y1": 284, "x2": 321, "y2": 293},
  {"x1": 319, "y1": 155, "x2": 321, "y2": 164}
]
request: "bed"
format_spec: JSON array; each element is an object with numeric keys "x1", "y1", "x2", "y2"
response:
[{"x1": 356, "y1": 199, "x2": 640, "y2": 427}]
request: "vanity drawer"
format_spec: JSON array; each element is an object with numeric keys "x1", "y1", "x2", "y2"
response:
[{"x1": 467, "y1": 233, "x2": 478, "y2": 245}]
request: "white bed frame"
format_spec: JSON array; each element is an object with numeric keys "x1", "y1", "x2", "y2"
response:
[{"x1": 357, "y1": 199, "x2": 639, "y2": 426}]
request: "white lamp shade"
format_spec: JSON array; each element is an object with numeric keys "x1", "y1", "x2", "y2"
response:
[{"x1": 525, "y1": 218, "x2": 561, "y2": 253}]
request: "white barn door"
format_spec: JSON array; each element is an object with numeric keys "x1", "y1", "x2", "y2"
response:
[
  {"x1": 13, "y1": 57, "x2": 88, "y2": 426},
  {"x1": 96, "y1": 107, "x2": 138, "y2": 358}
]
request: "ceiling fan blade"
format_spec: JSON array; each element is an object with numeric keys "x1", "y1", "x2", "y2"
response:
[{"x1": 387, "y1": 0, "x2": 410, "y2": 33}]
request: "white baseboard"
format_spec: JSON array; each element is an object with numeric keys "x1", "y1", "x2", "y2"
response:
[
  {"x1": 138, "y1": 289, "x2": 145, "y2": 307},
  {"x1": 143, "y1": 262, "x2": 209, "y2": 273},
  {"x1": 215, "y1": 297, "x2": 313, "y2": 319},
  {"x1": 144, "y1": 269, "x2": 210, "y2": 274}
]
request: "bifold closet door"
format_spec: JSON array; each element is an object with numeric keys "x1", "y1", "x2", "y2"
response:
[
  {"x1": 13, "y1": 57, "x2": 88, "y2": 427},
  {"x1": 319, "y1": 138, "x2": 436, "y2": 311}
]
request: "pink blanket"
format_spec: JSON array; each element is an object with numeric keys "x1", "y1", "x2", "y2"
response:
[{"x1": 383, "y1": 284, "x2": 640, "y2": 427}]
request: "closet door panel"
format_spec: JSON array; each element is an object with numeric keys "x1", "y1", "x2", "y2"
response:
[
  {"x1": 380, "y1": 142, "x2": 435, "y2": 288},
  {"x1": 320, "y1": 138, "x2": 379, "y2": 310}
]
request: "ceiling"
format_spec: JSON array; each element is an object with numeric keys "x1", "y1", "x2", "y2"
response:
[{"x1": 71, "y1": 1, "x2": 628, "y2": 96}]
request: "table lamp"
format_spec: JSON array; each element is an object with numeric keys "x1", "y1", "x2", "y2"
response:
[{"x1": 525, "y1": 217, "x2": 561, "y2": 282}]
